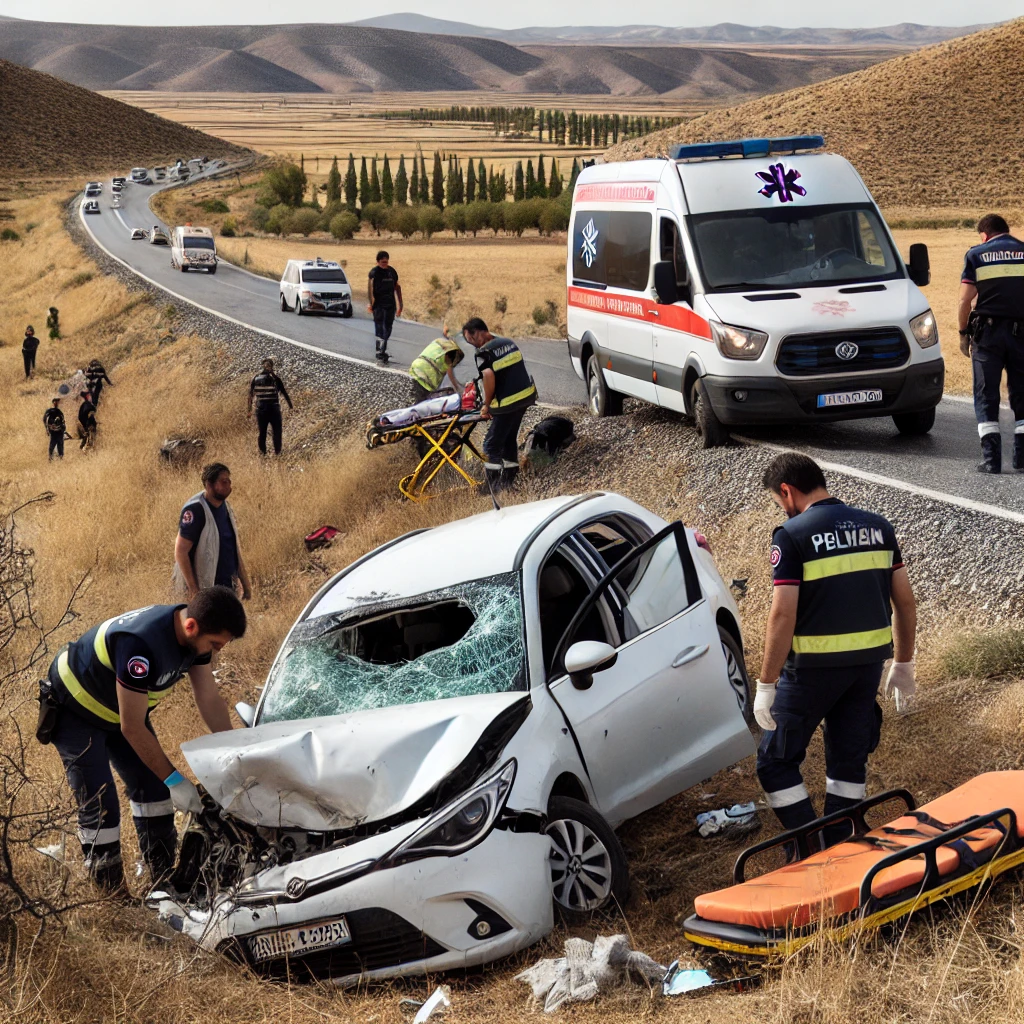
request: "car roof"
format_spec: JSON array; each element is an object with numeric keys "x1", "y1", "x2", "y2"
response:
[{"x1": 308, "y1": 493, "x2": 605, "y2": 619}]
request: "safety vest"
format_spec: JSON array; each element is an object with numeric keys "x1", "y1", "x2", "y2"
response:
[
  {"x1": 410, "y1": 337, "x2": 464, "y2": 392},
  {"x1": 475, "y1": 337, "x2": 537, "y2": 412}
]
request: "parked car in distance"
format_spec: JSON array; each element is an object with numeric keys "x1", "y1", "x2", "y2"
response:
[
  {"x1": 153, "y1": 166, "x2": 167, "y2": 180},
  {"x1": 112, "y1": 176, "x2": 126, "y2": 186},
  {"x1": 83, "y1": 200, "x2": 100, "y2": 215},
  {"x1": 130, "y1": 167, "x2": 151, "y2": 183},
  {"x1": 280, "y1": 257, "x2": 353, "y2": 316},
  {"x1": 152, "y1": 492, "x2": 754, "y2": 984},
  {"x1": 112, "y1": 198, "x2": 121, "y2": 209},
  {"x1": 150, "y1": 226, "x2": 170, "y2": 245},
  {"x1": 130, "y1": 228, "x2": 147, "y2": 240},
  {"x1": 84, "y1": 182, "x2": 102, "y2": 197}
]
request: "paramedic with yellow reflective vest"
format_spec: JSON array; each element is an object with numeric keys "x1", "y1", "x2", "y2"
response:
[
  {"x1": 462, "y1": 317, "x2": 537, "y2": 492},
  {"x1": 38, "y1": 588, "x2": 246, "y2": 892},
  {"x1": 753, "y1": 453, "x2": 917, "y2": 836},
  {"x1": 409, "y1": 329, "x2": 465, "y2": 403}
]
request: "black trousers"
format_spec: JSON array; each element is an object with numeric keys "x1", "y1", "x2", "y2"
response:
[
  {"x1": 256, "y1": 403, "x2": 283, "y2": 455},
  {"x1": 972, "y1": 318, "x2": 1024, "y2": 434},
  {"x1": 91, "y1": 380, "x2": 104, "y2": 406},
  {"x1": 373, "y1": 305, "x2": 396, "y2": 352},
  {"x1": 23, "y1": 351, "x2": 35, "y2": 377},
  {"x1": 756, "y1": 661, "x2": 884, "y2": 836},
  {"x1": 482, "y1": 407, "x2": 527, "y2": 470},
  {"x1": 48, "y1": 431, "x2": 64, "y2": 459}
]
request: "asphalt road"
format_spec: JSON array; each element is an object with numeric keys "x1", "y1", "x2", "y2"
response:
[{"x1": 81, "y1": 168, "x2": 1024, "y2": 519}]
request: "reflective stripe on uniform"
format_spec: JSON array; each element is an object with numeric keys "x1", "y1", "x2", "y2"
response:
[
  {"x1": 825, "y1": 778, "x2": 867, "y2": 799},
  {"x1": 975, "y1": 263, "x2": 1024, "y2": 281},
  {"x1": 78, "y1": 823, "x2": 120, "y2": 845},
  {"x1": 979, "y1": 421, "x2": 1001, "y2": 438},
  {"x1": 493, "y1": 384, "x2": 537, "y2": 409},
  {"x1": 764, "y1": 782, "x2": 810, "y2": 809},
  {"x1": 57, "y1": 650, "x2": 120, "y2": 724},
  {"x1": 491, "y1": 350, "x2": 523, "y2": 372},
  {"x1": 1015, "y1": 420, "x2": 1024, "y2": 435},
  {"x1": 93, "y1": 617, "x2": 115, "y2": 670},
  {"x1": 148, "y1": 688, "x2": 174, "y2": 708},
  {"x1": 791, "y1": 626, "x2": 893, "y2": 655},
  {"x1": 802, "y1": 550, "x2": 893, "y2": 581},
  {"x1": 130, "y1": 799, "x2": 174, "y2": 818}
]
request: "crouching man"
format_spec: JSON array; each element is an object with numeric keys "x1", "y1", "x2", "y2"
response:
[{"x1": 38, "y1": 587, "x2": 246, "y2": 892}]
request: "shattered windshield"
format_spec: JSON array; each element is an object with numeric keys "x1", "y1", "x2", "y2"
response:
[{"x1": 260, "y1": 572, "x2": 526, "y2": 723}]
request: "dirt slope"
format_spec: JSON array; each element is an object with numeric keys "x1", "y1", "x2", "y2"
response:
[
  {"x1": 605, "y1": 18, "x2": 1024, "y2": 208},
  {"x1": 0, "y1": 59, "x2": 249, "y2": 174}
]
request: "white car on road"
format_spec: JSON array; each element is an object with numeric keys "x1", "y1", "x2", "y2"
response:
[
  {"x1": 153, "y1": 492, "x2": 754, "y2": 983},
  {"x1": 280, "y1": 257, "x2": 353, "y2": 317}
]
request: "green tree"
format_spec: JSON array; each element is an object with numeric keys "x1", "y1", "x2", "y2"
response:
[
  {"x1": 359, "y1": 157, "x2": 370, "y2": 209},
  {"x1": 259, "y1": 163, "x2": 307, "y2": 208},
  {"x1": 418, "y1": 204, "x2": 444, "y2": 239},
  {"x1": 445, "y1": 156, "x2": 456, "y2": 207},
  {"x1": 548, "y1": 157, "x2": 562, "y2": 197},
  {"x1": 431, "y1": 151, "x2": 444, "y2": 209},
  {"x1": 266, "y1": 203, "x2": 293, "y2": 235},
  {"x1": 395, "y1": 155, "x2": 409, "y2": 205},
  {"x1": 326, "y1": 156, "x2": 341, "y2": 204},
  {"x1": 525, "y1": 160, "x2": 535, "y2": 199},
  {"x1": 330, "y1": 211, "x2": 360, "y2": 240},
  {"x1": 477, "y1": 159, "x2": 487, "y2": 199},
  {"x1": 388, "y1": 205, "x2": 419, "y2": 238},
  {"x1": 464, "y1": 200, "x2": 491, "y2": 237},
  {"x1": 344, "y1": 154, "x2": 358, "y2": 212},
  {"x1": 369, "y1": 158, "x2": 381, "y2": 203},
  {"x1": 513, "y1": 161, "x2": 525, "y2": 201},
  {"x1": 443, "y1": 203, "x2": 466, "y2": 236},
  {"x1": 538, "y1": 109, "x2": 544, "y2": 142},
  {"x1": 466, "y1": 159, "x2": 477, "y2": 203},
  {"x1": 290, "y1": 208, "x2": 321, "y2": 236},
  {"x1": 419, "y1": 152, "x2": 429, "y2": 204},
  {"x1": 535, "y1": 154, "x2": 547, "y2": 198},
  {"x1": 569, "y1": 158, "x2": 581, "y2": 192},
  {"x1": 489, "y1": 166, "x2": 503, "y2": 203},
  {"x1": 409, "y1": 156, "x2": 418, "y2": 205},
  {"x1": 538, "y1": 200, "x2": 569, "y2": 235},
  {"x1": 362, "y1": 201, "x2": 388, "y2": 235},
  {"x1": 455, "y1": 163, "x2": 465, "y2": 204},
  {"x1": 381, "y1": 155, "x2": 394, "y2": 205}
]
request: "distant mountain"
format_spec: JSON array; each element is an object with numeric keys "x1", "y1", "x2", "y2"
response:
[{"x1": 347, "y1": 15, "x2": 993, "y2": 47}]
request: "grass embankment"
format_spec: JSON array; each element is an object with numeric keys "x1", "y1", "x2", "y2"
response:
[{"x1": 3, "y1": 186, "x2": 1024, "y2": 1023}]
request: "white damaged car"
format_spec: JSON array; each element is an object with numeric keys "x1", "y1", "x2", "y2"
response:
[{"x1": 152, "y1": 492, "x2": 754, "y2": 983}]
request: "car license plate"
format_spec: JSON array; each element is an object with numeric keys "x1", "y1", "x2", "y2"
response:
[
  {"x1": 248, "y1": 917, "x2": 351, "y2": 963},
  {"x1": 816, "y1": 389, "x2": 882, "y2": 408}
]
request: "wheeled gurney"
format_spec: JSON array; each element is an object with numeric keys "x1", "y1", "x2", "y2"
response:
[{"x1": 684, "y1": 772, "x2": 1024, "y2": 956}]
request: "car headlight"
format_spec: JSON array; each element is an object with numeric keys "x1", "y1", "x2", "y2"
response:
[
  {"x1": 710, "y1": 321, "x2": 769, "y2": 361},
  {"x1": 910, "y1": 309, "x2": 939, "y2": 348},
  {"x1": 382, "y1": 760, "x2": 516, "y2": 867}
]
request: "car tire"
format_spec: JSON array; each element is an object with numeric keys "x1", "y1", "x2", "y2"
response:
[
  {"x1": 691, "y1": 378, "x2": 729, "y2": 448},
  {"x1": 295, "y1": 296, "x2": 303, "y2": 316},
  {"x1": 342, "y1": 306, "x2": 353, "y2": 319},
  {"x1": 546, "y1": 797, "x2": 629, "y2": 924},
  {"x1": 586, "y1": 354, "x2": 623, "y2": 417},
  {"x1": 180, "y1": 265, "x2": 188, "y2": 273},
  {"x1": 892, "y1": 408, "x2": 935, "y2": 436},
  {"x1": 208, "y1": 266, "x2": 217, "y2": 275},
  {"x1": 281, "y1": 293, "x2": 289, "y2": 312},
  {"x1": 719, "y1": 625, "x2": 753, "y2": 725}
]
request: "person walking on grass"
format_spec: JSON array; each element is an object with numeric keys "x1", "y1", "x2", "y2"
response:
[
  {"x1": 86, "y1": 360, "x2": 113, "y2": 407},
  {"x1": 77, "y1": 390, "x2": 97, "y2": 449},
  {"x1": 22, "y1": 325, "x2": 39, "y2": 379},
  {"x1": 43, "y1": 397, "x2": 66, "y2": 460},
  {"x1": 367, "y1": 250, "x2": 402, "y2": 364},
  {"x1": 247, "y1": 357, "x2": 293, "y2": 456},
  {"x1": 173, "y1": 462, "x2": 252, "y2": 602}
]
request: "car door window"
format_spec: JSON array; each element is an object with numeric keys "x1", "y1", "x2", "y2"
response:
[
  {"x1": 660, "y1": 217, "x2": 690, "y2": 293},
  {"x1": 578, "y1": 515, "x2": 650, "y2": 573}
]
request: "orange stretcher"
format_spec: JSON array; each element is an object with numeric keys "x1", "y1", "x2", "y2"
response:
[{"x1": 684, "y1": 772, "x2": 1024, "y2": 956}]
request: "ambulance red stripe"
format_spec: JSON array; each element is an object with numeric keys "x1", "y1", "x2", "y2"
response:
[{"x1": 567, "y1": 286, "x2": 713, "y2": 339}]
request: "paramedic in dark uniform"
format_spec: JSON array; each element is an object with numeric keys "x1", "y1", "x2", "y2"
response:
[
  {"x1": 959, "y1": 213, "x2": 1024, "y2": 473},
  {"x1": 38, "y1": 587, "x2": 246, "y2": 891},
  {"x1": 753, "y1": 453, "x2": 917, "y2": 837},
  {"x1": 43, "y1": 397, "x2": 66, "y2": 460},
  {"x1": 462, "y1": 317, "x2": 537, "y2": 492},
  {"x1": 247, "y1": 357, "x2": 293, "y2": 455},
  {"x1": 367, "y1": 250, "x2": 402, "y2": 363}
]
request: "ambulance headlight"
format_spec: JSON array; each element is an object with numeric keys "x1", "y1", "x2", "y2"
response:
[
  {"x1": 710, "y1": 321, "x2": 769, "y2": 361},
  {"x1": 910, "y1": 309, "x2": 939, "y2": 348}
]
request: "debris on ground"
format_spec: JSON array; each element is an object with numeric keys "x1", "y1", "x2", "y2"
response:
[
  {"x1": 515, "y1": 934, "x2": 666, "y2": 1013},
  {"x1": 410, "y1": 986, "x2": 451, "y2": 1023},
  {"x1": 304, "y1": 525, "x2": 343, "y2": 552},
  {"x1": 696, "y1": 802, "x2": 759, "y2": 838},
  {"x1": 159, "y1": 436, "x2": 207, "y2": 467},
  {"x1": 662, "y1": 960, "x2": 761, "y2": 996}
]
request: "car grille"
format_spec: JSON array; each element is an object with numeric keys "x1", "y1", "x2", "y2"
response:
[
  {"x1": 776, "y1": 328, "x2": 910, "y2": 377},
  {"x1": 223, "y1": 907, "x2": 446, "y2": 981}
]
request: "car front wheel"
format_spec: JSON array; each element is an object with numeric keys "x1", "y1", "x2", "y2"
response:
[
  {"x1": 546, "y1": 797, "x2": 628, "y2": 924},
  {"x1": 892, "y1": 408, "x2": 935, "y2": 435}
]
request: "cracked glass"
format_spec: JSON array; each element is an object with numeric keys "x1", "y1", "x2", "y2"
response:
[{"x1": 260, "y1": 572, "x2": 526, "y2": 723}]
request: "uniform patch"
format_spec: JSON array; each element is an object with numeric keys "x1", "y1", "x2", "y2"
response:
[
  {"x1": 127, "y1": 656, "x2": 150, "y2": 679},
  {"x1": 181, "y1": 509, "x2": 194, "y2": 525},
  {"x1": 769, "y1": 545, "x2": 782, "y2": 567}
]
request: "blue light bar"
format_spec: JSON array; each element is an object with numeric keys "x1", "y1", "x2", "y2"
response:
[{"x1": 670, "y1": 135, "x2": 825, "y2": 161}]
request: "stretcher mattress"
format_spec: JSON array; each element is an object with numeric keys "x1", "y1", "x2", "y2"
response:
[{"x1": 690, "y1": 772, "x2": 1024, "y2": 944}]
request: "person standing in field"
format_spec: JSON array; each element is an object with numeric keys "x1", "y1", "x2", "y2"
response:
[
  {"x1": 247, "y1": 357, "x2": 294, "y2": 456},
  {"x1": 43, "y1": 396, "x2": 66, "y2": 460},
  {"x1": 173, "y1": 462, "x2": 252, "y2": 602},
  {"x1": 77, "y1": 390, "x2": 97, "y2": 449},
  {"x1": 367, "y1": 250, "x2": 402, "y2": 364},
  {"x1": 22, "y1": 325, "x2": 39, "y2": 379},
  {"x1": 86, "y1": 360, "x2": 113, "y2": 407}
]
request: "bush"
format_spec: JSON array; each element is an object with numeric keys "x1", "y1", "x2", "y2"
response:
[
  {"x1": 503, "y1": 201, "x2": 537, "y2": 237},
  {"x1": 494, "y1": 294, "x2": 508, "y2": 314},
  {"x1": 464, "y1": 201, "x2": 491, "y2": 237},
  {"x1": 289, "y1": 208, "x2": 322, "y2": 236},
  {"x1": 0, "y1": 228, "x2": 19, "y2": 242},
  {"x1": 248, "y1": 205, "x2": 270, "y2": 232},
  {"x1": 257, "y1": 163, "x2": 307, "y2": 208},
  {"x1": 265, "y1": 203, "x2": 293, "y2": 235},
  {"x1": 443, "y1": 204, "x2": 466, "y2": 236},
  {"x1": 329, "y1": 211, "x2": 360, "y2": 241},
  {"x1": 64, "y1": 271, "x2": 93, "y2": 288},
  {"x1": 200, "y1": 198, "x2": 230, "y2": 214},
  {"x1": 538, "y1": 200, "x2": 569, "y2": 235},
  {"x1": 220, "y1": 216, "x2": 237, "y2": 237},
  {"x1": 388, "y1": 206, "x2": 420, "y2": 238},
  {"x1": 318, "y1": 200, "x2": 344, "y2": 232},
  {"x1": 941, "y1": 628, "x2": 1024, "y2": 680},
  {"x1": 487, "y1": 204, "x2": 506, "y2": 235},
  {"x1": 532, "y1": 306, "x2": 549, "y2": 326},
  {"x1": 417, "y1": 205, "x2": 444, "y2": 240},
  {"x1": 362, "y1": 201, "x2": 388, "y2": 235}
]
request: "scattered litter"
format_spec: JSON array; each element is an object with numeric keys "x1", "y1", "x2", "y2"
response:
[
  {"x1": 34, "y1": 841, "x2": 66, "y2": 865},
  {"x1": 515, "y1": 934, "x2": 666, "y2": 1014},
  {"x1": 696, "y1": 802, "x2": 759, "y2": 838},
  {"x1": 662, "y1": 960, "x2": 761, "y2": 996},
  {"x1": 730, "y1": 578, "x2": 749, "y2": 596},
  {"x1": 304, "y1": 525, "x2": 343, "y2": 552},
  {"x1": 698, "y1": 791, "x2": 716, "y2": 801},
  {"x1": 412, "y1": 986, "x2": 451, "y2": 1023}
]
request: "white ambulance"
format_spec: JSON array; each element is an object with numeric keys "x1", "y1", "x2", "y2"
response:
[
  {"x1": 566, "y1": 136, "x2": 944, "y2": 446},
  {"x1": 171, "y1": 224, "x2": 217, "y2": 274}
]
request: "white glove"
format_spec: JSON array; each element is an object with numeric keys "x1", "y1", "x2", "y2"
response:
[
  {"x1": 167, "y1": 774, "x2": 204, "y2": 815},
  {"x1": 753, "y1": 680, "x2": 777, "y2": 731},
  {"x1": 884, "y1": 661, "x2": 916, "y2": 714}
]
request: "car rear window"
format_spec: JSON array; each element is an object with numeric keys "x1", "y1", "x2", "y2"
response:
[{"x1": 182, "y1": 236, "x2": 215, "y2": 249}]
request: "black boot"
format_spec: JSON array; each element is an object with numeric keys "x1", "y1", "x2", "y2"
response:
[
  {"x1": 1014, "y1": 435, "x2": 1024, "y2": 472},
  {"x1": 977, "y1": 434, "x2": 1002, "y2": 474},
  {"x1": 478, "y1": 467, "x2": 504, "y2": 496},
  {"x1": 500, "y1": 465, "x2": 520, "y2": 490}
]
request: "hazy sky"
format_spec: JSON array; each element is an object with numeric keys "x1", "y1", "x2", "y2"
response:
[{"x1": 0, "y1": 0, "x2": 1018, "y2": 27}]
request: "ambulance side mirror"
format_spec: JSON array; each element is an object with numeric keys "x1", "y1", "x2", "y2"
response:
[
  {"x1": 907, "y1": 244, "x2": 930, "y2": 287},
  {"x1": 653, "y1": 261, "x2": 680, "y2": 305}
]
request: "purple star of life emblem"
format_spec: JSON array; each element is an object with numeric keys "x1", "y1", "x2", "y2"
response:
[{"x1": 755, "y1": 163, "x2": 807, "y2": 203}]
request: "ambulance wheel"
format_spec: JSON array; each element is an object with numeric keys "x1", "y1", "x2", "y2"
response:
[
  {"x1": 586, "y1": 354, "x2": 623, "y2": 417},
  {"x1": 691, "y1": 379, "x2": 728, "y2": 448},
  {"x1": 892, "y1": 408, "x2": 935, "y2": 436},
  {"x1": 719, "y1": 626, "x2": 754, "y2": 725},
  {"x1": 546, "y1": 797, "x2": 629, "y2": 924}
]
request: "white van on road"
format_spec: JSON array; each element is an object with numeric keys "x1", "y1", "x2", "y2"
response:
[
  {"x1": 566, "y1": 136, "x2": 945, "y2": 446},
  {"x1": 171, "y1": 224, "x2": 217, "y2": 273},
  {"x1": 280, "y1": 257, "x2": 353, "y2": 317}
]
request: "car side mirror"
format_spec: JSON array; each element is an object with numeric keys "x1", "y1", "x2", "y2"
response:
[
  {"x1": 234, "y1": 701, "x2": 256, "y2": 727},
  {"x1": 907, "y1": 243, "x2": 930, "y2": 287},
  {"x1": 564, "y1": 641, "x2": 618, "y2": 690},
  {"x1": 653, "y1": 261, "x2": 680, "y2": 305}
]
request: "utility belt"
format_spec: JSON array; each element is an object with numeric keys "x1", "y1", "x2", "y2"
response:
[{"x1": 973, "y1": 312, "x2": 1024, "y2": 336}]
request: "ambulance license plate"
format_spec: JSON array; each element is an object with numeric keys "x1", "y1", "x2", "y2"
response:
[
  {"x1": 816, "y1": 389, "x2": 882, "y2": 408},
  {"x1": 248, "y1": 918, "x2": 351, "y2": 963}
]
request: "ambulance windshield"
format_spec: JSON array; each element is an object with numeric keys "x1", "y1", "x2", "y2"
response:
[{"x1": 689, "y1": 203, "x2": 901, "y2": 292}]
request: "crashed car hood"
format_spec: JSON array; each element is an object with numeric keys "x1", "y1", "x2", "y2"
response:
[{"x1": 181, "y1": 691, "x2": 526, "y2": 831}]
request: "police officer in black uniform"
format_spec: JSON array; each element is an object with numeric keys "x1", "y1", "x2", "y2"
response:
[
  {"x1": 462, "y1": 317, "x2": 538, "y2": 492},
  {"x1": 753, "y1": 453, "x2": 917, "y2": 838},
  {"x1": 247, "y1": 357, "x2": 294, "y2": 455},
  {"x1": 43, "y1": 397, "x2": 66, "y2": 460},
  {"x1": 960, "y1": 213, "x2": 1024, "y2": 474},
  {"x1": 38, "y1": 587, "x2": 246, "y2": 891}
]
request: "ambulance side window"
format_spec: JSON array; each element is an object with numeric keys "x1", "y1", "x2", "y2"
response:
[
  {"x1": 572, "y1": 210, "x2": 652, "y2": 292},
  {"x1": 659, "y1": 218, "x2": 690, "y2": 293}
]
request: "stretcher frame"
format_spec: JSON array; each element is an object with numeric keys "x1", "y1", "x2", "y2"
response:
[{"x1": 683, "y1": 789, "x2": 1024, "y2": 957}]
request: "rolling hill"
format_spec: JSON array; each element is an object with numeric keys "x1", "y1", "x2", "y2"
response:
[
  {"x1": 605, "y1": 18, "x2": 1024, "y2": 209},
  {"x1": 0, "y1": 19, "x2": 909, "y2": 97},
  {"x1": 0, "y1": 59, "x2": 249, "y2": 174}
]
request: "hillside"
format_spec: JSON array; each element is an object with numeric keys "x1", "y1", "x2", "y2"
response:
[
  {"x1": 605, "y1": 18, "x2": 1024, "y2": 209},
  {"x1": 0, "y1": 19, "x2": 898, "y2": 97},
  {"x1": 0, "y1": 60, "x2": 249, "y2": 174}
]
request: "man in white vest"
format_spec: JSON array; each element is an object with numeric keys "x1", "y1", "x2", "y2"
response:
[{"x1": 173, "y1": 462, "x2": 252, "y2": 600}]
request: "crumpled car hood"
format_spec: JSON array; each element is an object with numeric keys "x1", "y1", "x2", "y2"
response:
[{"x1": 181, "y1": 691, "x2": 526, "y2": 831}]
